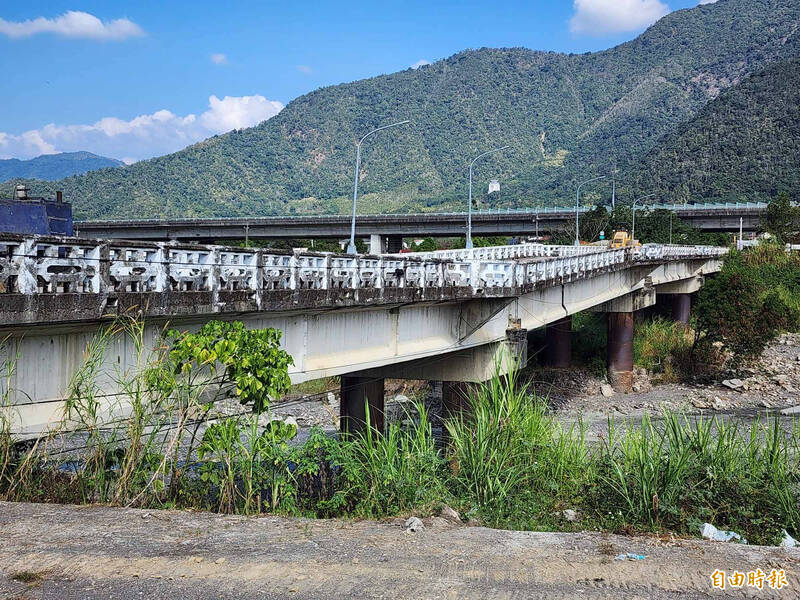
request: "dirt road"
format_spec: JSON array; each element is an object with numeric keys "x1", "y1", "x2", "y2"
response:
[{"x1": 1, "y1": 502, "x2": 797, "y2": 599}]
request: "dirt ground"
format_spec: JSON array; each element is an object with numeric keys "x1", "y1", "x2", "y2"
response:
[{"x1": 1, "y1": 501, "x2": 798, "y2": 600}]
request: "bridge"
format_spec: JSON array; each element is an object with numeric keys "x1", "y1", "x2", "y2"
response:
[
  {"x1": 74, "y1": 202, "x2": 764, "y2": 250},
  {"x1": 0, "y1": 233, "x2": 726, "y2": 435}
]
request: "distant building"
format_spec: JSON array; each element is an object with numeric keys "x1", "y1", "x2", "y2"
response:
[
  {"x1": 0, "y1": 185, "x2": 73, "y2": 236},
  {"x1": 488, "y1": 179, "x2": 500, "y2": 194}
]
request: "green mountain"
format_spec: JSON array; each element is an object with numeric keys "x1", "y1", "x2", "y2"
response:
[
  {"x1": 0, "y1": 152, "x2": 123, "y2": 183},
  {"x1": 3, "y1": 0, "x2": 799, "y2": 219},
  {"x1": 630, "y1": 58, "x2": 800, "y2": 203}
]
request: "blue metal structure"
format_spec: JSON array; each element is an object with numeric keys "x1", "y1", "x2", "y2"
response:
[{"x1": 0, "y1": 187, "x2": 73, "y2": 236}]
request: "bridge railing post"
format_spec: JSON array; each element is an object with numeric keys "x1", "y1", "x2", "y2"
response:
[
  {"x1": 93, "y1": 242, "x2": 109, "y2": 293},
  {"x1": 208, "y1": 246, "x2": 221, "y2": 303},
  {"x1": 289, "y1": 253, "x2": 298, "y2": 290},
  {"x1": 14, "y1": 238, "x2": 38, "y2": 294},
  {"x1": 154, "y1": 244, "x2": 169, "y2": 292}
]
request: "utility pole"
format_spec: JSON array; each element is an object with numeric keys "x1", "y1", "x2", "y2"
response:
[
  {"x1": 611, "y1": 165, "x2": 618, "y2": 210},
  {"x1": 574, "y1": 175, "x2": 606, "y2": 246},
  {"x1": 669, "y1": 214, "x2": 672, "y2": 245},
  {"x1": 347, "y1": 120, "x2": 410, "y2": 255},
  {"x1": 467, "y1": 146, "x2": 510, "y2": 249},
  {"x1": 632, "y1": 193, "x2": 657, "y2": 243},
  {"x1": 738, "y1": 217, "x2": 744, "y2": 250}
]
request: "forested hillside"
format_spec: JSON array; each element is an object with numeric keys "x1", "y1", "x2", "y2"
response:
[
  {"x1": 2, "y1": 0, "x2": 798, "y2": 219},
  {"x1": 0, "y1": 152, "x2": 123, "y2": 183},
  {"x1": 630, "y1": 58, "x2": 800, "y2": 203}
]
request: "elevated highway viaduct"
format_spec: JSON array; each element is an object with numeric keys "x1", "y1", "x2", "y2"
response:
[
  {"x1": 0, "y1": 234, "x2": 726, "y2": 435},
  {"x1": 74, "y1": 203, "x2": 763, "y2": 251}
]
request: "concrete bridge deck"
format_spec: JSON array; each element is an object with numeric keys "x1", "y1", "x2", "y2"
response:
[
  {"x1": 0, "y1": 234, "x2": 727, "y2": 434},
  {"x1": 73, "y1": 202, "x2": 766, "y2": 244}
]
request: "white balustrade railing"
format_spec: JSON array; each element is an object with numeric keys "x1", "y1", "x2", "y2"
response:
[{"x1": 0, "y1": 235, "x2": 728, "y2": 298}]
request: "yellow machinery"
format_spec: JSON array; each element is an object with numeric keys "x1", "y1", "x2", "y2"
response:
[{"x1": 609, "y1": 231, "x2": 639, "y2": 248}]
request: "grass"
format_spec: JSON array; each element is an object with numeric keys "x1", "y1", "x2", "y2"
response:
[
  {"x1": 633, "y1": 318, "x2": 693, "y2": 382},
  {"x1": 10, "y1": 571, "x2": 45, "y2": 584},
  {"x1": 1, "y1": 321, "x2": 798, "y2": 546}
]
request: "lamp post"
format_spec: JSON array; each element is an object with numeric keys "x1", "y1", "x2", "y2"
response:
[
  {"x1": 574, "y1": 175, "x2": 606, "y2": 246},
  {"x1": 631, "y1": 193, "x2": 656, "y2": 244},
  {"x1": 466, "y1": 145, "x2": 509, "y2": 249},
  {"x1": 347, "y1": 120, "x2": 410, "y2": 255}
]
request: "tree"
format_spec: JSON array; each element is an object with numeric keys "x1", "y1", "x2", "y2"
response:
[
  {"x1": 761, "y1": 192, "x2": 799, "y2": 242},
  {"x1": 414, "y1": 237, "x2": 438, "y2": 252},
  {"x1": 166, "y1": 321, "x2": 294, "y2": 414}
]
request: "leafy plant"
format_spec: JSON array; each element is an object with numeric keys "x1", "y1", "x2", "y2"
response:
[{"x1": 167, "y1": 321, "x2": 293, "y2": 414}]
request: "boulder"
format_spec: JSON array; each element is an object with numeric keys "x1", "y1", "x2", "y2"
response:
[
  {"x1": 404, "y1": 517, "x2": 425, "y2": 533},
  {"x1": 722, "y1": 379, "x2": 744, "y2": 391},
  {"x1": 439, "y1": 505, "x2": 461, "y2": 523}
]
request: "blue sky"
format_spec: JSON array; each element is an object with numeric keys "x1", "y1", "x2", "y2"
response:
[{"x1": 0, "y1": 0, "x2": 711, "y2": 163}]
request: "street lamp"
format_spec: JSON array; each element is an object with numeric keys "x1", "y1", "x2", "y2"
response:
[
  {"x1": 574, "y1": 175, "x2": 606, "y2": 246},
  {"x1": 466, "y1": 146, "x2": 510, "y2": 249},
  {"x1": 631, "y1": 193, "x2": 657, "y2": 243},
  {"x1": 347, "y1": 120, "x2": 410, "y2": 255}
]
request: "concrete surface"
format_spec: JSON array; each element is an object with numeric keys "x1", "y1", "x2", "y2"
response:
[{"x1": 1, "y1": 502, "x2": 797, "y2": 599}]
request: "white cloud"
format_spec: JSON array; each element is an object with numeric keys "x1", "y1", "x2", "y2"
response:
[
  {"x1": 0, "y1": 95, "x2": 284, "y2": 163},
  {"x1": 0, "y1": 10, "x2": 144, "y2": 40},
  {"x1": 297, "y1": 65, "x2": 313, "y2": 74},
  {"x1": 410, "y1": 59, "x2": 431, "y2": 69},
  {"x1": 201, "y1": 95, "x2": 284, "y2": 132},
  {"x1": 699, "y1": 0, "x2": 718, "y2": 4},
  {"x1": 210, "y1": 53, "x2": 228, "y2": 65},
  {"x1": 570, "y1": 0, "x2": 670, "y2": 35}
]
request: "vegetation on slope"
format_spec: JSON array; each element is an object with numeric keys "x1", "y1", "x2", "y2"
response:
[
  {"x1": 2, "y1": 0, "x2": 798, "y2": 218},
  {"x1": 631, "y1": 59, "x2": 800, "y2": 203},
  {"x1": 0, "y1": 152, "x2": 123, "y2": 183}
]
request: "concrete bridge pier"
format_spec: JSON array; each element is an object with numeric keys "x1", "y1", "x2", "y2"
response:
[
  {"x1": 368, "y1": 234, "x2": 404, "y2": 254},
  {"x1": 656, "y1": 276, "x2": 703, "y2": 327},
  {"x1": 607, "y1": 312, "x2": 635, "y2": 393},
  {"x1": 670, "y1": 294, "x2": 692, "y2": 329},
  {"x1": 339, "y1": 376, "x2": 385, "y2": 435},
  {"x1": 545, "y1": 316, "x2": 572, "y2": 368},
  {"x1": 442, "y1": 381, "x2": 473, "y2": 418},
  {"x1": 594, "y1": 287, "x2": 657, "y2": 394}
]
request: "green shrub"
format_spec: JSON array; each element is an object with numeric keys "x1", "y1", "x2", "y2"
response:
[{"x1": 695, "y1": 245, "x2": 800, "y2": 362}]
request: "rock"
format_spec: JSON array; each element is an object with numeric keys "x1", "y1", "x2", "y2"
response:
[
  {"x1": 780, "y1": 405, "x2": 800, "y2": 415},
  {"x1": 215, "y1": 558, "x2": 226, "y2": 565},
  {"x1": 326, "y1": 392, "x2": 336, "y2": 404},
  {"x1": 601, "y1": 384, "x2": 615, "y2": 398},
  {"x1": 429, "y1": 516, "x2": 451, "y2": 529},
  {"x1": 439, "y1": 505, "x2": 461, "y2": 523},
  {"x1": 392, "y1": 394, "x2": 411, "y2": 404},
  {"x1": 712, "y1": 398, "x2": 727, "y2": 411},
  {"x1": 722, "y1": 379, "x2": 744, "y2": 391},
  {"x1": 691, "y1": 398, "x2": 710, "y2": 409},
  {"x1": 562, "y1": 509, "x2": 581, "y2": 522},
  {"x1": 404, "y1": 517, "x2": 425, "y2": 533}
]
